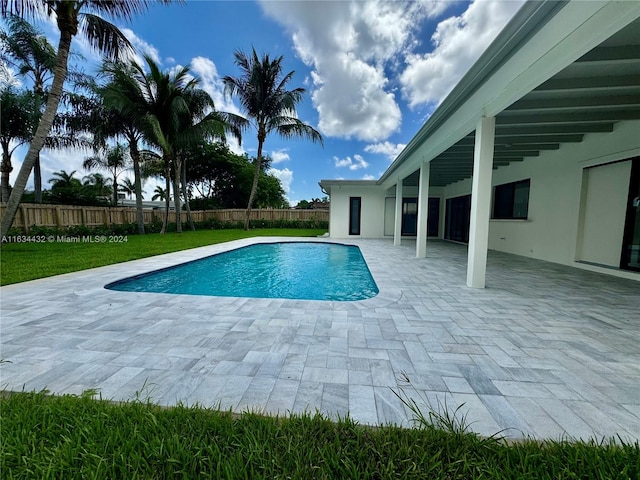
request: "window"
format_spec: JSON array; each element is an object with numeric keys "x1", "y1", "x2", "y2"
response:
[
  {"x1": 349, "y1": 197, "x2": 361, "y2": 235},
  {"x1": 493, "y1": 179, "x2": 530, "y2": 219}
]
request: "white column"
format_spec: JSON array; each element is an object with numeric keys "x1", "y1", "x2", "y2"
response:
[
  {"x1": 416, "y1": 162, "x2": 430, "y2": 258},
  {"x1": 394, "y1": 180, "x2": 403, "y2": 246},
  {"x1": 467, "y1": 116, "x2": 495, "y2": 288}
]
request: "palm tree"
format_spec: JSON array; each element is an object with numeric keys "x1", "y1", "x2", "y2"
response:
[
  {"x1": 0, "y1": 15, "x2": 56, "y2": 203},
  {"x1": 223, "y1": 48, "x2": 323, "y2": 230},
  {"x1": 0, "y1": 0, "x2": 170, "y2": 238},
  {"x1": 48, "y1": 169, "x2": 78, "y2": 187},
  {"x1": 103, "y1": 56, "x2": 231, "y2": 233},
  {"x1": 95, "y1": 61, "x2": 155, "y2": 234},
  {"x1": 0, "y1": 87, "x2": 36, "y2": 201},
  {"x1": 83, "y1": 143, "x2": 130, "y2": 206},
  {"x1": 151, "y1": 185, "x2": 169, "y2": 202},
  {"x1": 119, "y1": 177, "x2": 143, "y2": 199},
  {"x1": 82, "y1": 172, "x2": 112, "y2": 199}
]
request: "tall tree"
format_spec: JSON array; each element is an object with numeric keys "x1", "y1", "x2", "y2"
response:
[
  {"x1": 96, "y1": 61, "x2": 160, "y2": 234},
  {"x1": 223, "y1": 48, "x2": 323, "y2": 230},
  {"x1": 0, "y1": 87, "x2": 35, "y2": 201},
  {"x1": 0, "y1": 14, "x2": 56, "y2": 203},
  {"x1": 82, "y1": 143, "x2": 130, "y2": 206},
  {"x1": 104, "y1": 56, "x2": 231, "y2": 233},
  {"x1": 0, "y1": 0, "x2": 170, "y2": 238}
]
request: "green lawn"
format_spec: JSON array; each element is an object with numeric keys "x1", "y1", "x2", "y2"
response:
[
  {"x1": 0, "y1": 228, "x2": 326, "y2": 286},
  {"x1": 1, "y1": 391, "x2": 637, "y2": 479}
]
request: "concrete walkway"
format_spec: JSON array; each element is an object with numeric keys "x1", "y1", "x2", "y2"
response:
[{"x1": 1, "y1": 237, "x2": 638, "y2": 441}]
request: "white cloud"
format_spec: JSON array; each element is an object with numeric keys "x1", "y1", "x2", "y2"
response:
[
  {"x1": 188, "y1": 56, "x2": 246, "y2": 154},
  {"x1": 361, "y1": 174, "x2": 376, "y2": 180},
  {"x1": 334, "y1": 154, "x2": 369, "y2": 171},
  {"x1": 189, "y1": 56, "x2": 240, "y2": 115},
  {"x1": 364, "y1": 141, "x2": 406, "y2": 161},
  {"x1": 260, "y1": 1, "x2": 448, "y2": 142},
  {"x1": 120, "y1": 27, "x2": 161, "y2": 68},
  {"x1": 270, "y1": 149, "x2": 290, "y2": 164},
  {"x1": 268, "y1": 167, "x2": 293, "y2": 202},
  {"x1": 400, "y1": 0, "x2": 524, "y2": 108}
]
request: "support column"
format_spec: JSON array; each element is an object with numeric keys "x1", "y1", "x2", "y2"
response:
[
  {"x1": 394, "y1": 180, "x2": 403, "y2": 246},
  {"x1": 416, "y1": 162, "x2": 430, "y2": 258},
  {"x1": 467, "y1": 116, "x2": 495, "y2": 288}
]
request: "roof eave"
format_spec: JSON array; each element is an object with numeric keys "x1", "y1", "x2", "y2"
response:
[{"x1": 378, "y1": 0, "x2": 566, "y2": 186}]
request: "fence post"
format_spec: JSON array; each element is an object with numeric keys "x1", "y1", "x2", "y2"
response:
[
  {"x1": 54, "y1": 205, "x2": 63, "y2": 229},
  {"x1": 104, "y1": 208, "x2": 110, "y2": 225},
  {"x1": 80, "y1": 207, "x2": 87, "y2": 226},
  {"x1": 20, "y1": 205, "x2": 29, "y2": 234}
]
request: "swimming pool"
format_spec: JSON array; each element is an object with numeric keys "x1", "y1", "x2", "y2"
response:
[{"x1": 105, "y1": 242, "x2": 379, "y2": 301}]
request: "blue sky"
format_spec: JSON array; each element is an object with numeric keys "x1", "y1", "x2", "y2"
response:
[{"x1": 6, "y1": 0, "x2": 524, "y2": 205}]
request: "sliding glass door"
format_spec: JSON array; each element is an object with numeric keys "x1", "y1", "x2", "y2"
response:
[{"x1": 621, "y1": 158, "x2": 640, "y2": 272}]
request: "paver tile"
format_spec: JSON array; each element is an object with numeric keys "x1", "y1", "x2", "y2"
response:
[{"x1": 1, "y1": 237, "x2": 638, "y2": 441}]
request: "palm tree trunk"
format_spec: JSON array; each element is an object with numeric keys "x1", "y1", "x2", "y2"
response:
[
  {"x1": 160, "y1": 161, "x2": 171, "y2": 234},
  {"x1": 1, "y1": 147, "x2": 12, "y2": 203},
  {"x1": 128, "y1": 139, "x2": 145, "y2": 234},
  {"x1": 33, "y1": 155, "x2": 42, "y2": 203},
  {"x1": 244, "y1": 137, "x2": 264, "y2": 231},
  {"x1": 173, "y1": 157, "x2": 182, "y2": 233},
  {"x1": 112, "y1": 175, "x2": 118, "y2": 206},
  {"x1": 180, "y1": 158, "x2": 195, "y2": 231},
  {"x1": 0, "y1": 29, "x2": 71, "y2": 238}
]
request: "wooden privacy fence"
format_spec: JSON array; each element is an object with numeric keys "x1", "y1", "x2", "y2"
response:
[{"x1": 0, "y1": 203, "x2": 329, "y2": 233}]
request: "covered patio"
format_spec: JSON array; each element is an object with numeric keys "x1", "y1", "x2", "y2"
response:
[{"x1": 1, "y1": 237, "x2": 638, "y2": 441}]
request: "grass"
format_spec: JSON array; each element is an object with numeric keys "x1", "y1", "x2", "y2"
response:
[
  {"x1": 1, "y1": 390, "x2": 637, "y2": 479},
  {"x1": 0, "y1": 228, "x2": 326, "y2": 285}
]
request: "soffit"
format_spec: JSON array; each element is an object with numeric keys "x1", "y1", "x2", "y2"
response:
[{"x1": 413, "y1": 17, "x2": 640, "y2": 188}]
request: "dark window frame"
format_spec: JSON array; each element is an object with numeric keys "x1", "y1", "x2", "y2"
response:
[
  {"x1": 492, "y1": 179, "x2": 530, "y2": 220},
  {"x1": 349, "y1": 197, "x2": 362, "y2": 235},
  {"x1": 401, "y1": 197, "x2": 418, "y2": 236},
  {"x1": 445, "y1": 194, "x2": 471, "y2": 243}
]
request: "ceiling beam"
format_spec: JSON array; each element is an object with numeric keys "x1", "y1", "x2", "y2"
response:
[
  {"x1": 439, "y1": 150, "x2": 538, "y2": 158},
  {"x1": 534, "y1": 75, "x2": 640, "y2": 92},
  {"x1": 496, "y1": 110, "x2": 640, "y2": 125},
  {"x1": 575, "y1": 45, "x2": 640, "y2": 64},
  {"x1": 494, "y1": 124, "x2": 614, "y2": 135},
  {"x1": 448, "y1": 143, "x2": 560, "y2": 151},
  {"x1": 458, "y1": 134, "x2": 584, "y2": 145},
  {"x1": 435, "y1": 156, "x2": 525, "y2": 162},
  {"x1": 432, "y1": 160, "x2": 510, "y2": 166},
  {"x1": 508, "y1": 95, "x2": 640, "y2": 112}
]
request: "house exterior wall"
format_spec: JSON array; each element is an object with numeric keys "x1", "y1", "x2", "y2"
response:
[
  {"x1": 328, "y1": 185, "x2": 387, "y2": 238},
  {"x1": 442, "y1": 119, "x2": 640, "y2": 273},
  {"x1": 327, "y1": 121, "x2": 639, "y2": 279}
]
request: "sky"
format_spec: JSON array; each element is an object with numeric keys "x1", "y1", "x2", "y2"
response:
[{"x1": 5, "y1": 0, "x2": 525, "y2": 205}]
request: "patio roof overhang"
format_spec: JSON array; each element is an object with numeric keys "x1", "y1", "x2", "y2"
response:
[{"x1": 378, "y1": 0, "x2": 640, "y2": 190}]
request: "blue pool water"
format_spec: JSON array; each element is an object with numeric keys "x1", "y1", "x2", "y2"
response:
[{"x1": 105, "y1": 242, "x2": 379, "y2": 301}]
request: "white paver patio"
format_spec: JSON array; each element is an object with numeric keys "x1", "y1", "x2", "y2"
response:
[{"x1": 1, "y1": 237, "x2": 638, "y2": 441}]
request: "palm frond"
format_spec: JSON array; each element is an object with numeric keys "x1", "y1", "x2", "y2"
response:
[
  {"x1": 79, "y1": 13, "x2": 134, "y2": 61},
  {"x1": 0, "y1": 0, "x2": 52, "y2": 20}
]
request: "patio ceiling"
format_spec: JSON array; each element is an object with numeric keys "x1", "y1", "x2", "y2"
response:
[{"x1": 403, "y1": 17, "x2": 640, "y2": 188}]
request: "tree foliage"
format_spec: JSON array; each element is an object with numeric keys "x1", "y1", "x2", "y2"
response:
[{"x1": 185, "y1": 142, "x2": 287, "y2": 210}]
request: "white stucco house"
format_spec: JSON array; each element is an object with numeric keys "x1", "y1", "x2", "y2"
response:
[{"x1": 320, "y1": 0, "x2": 640, "y2": 288}]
